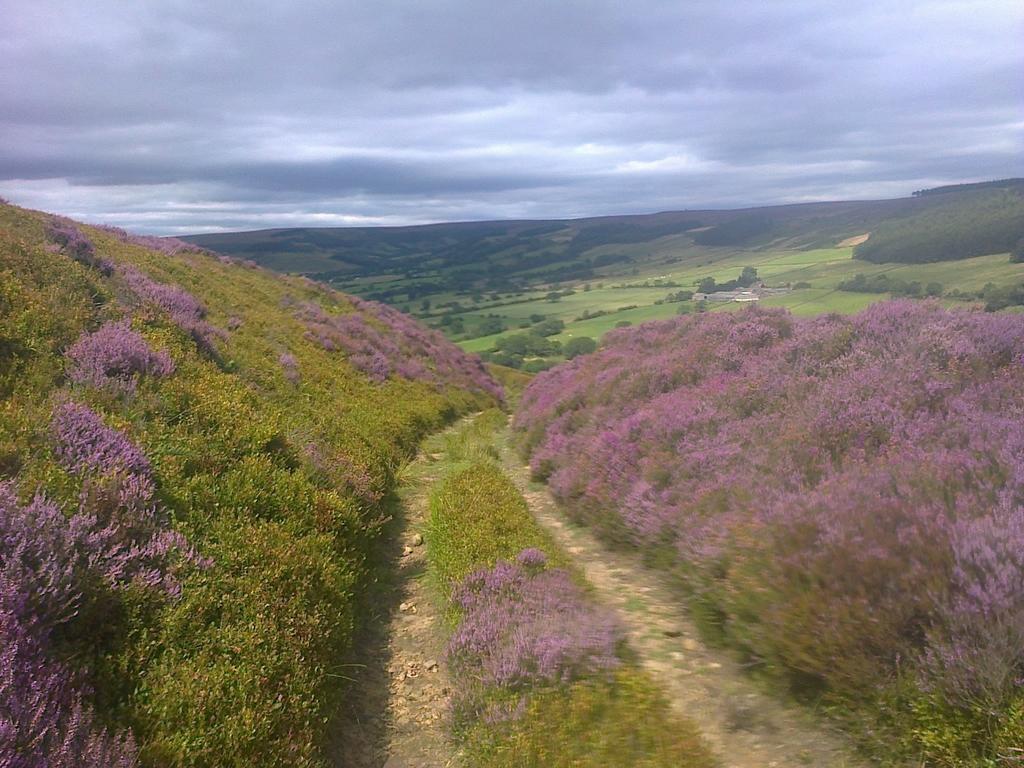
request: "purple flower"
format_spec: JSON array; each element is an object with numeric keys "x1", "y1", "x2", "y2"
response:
[
  {"x1": 515, "y1": 548, "x2": 547, "y2": 568},
  {"x1": 50, "y1": 402, "x2": 151, "y2": 479},
  {"x1": 65, "y1": 320, "x2": 174, "y2": 394},
  {"x1": 46, "y1": 220, "x2": 112, "y2": 276},
  {"x1": 292, "y1": 298, "x2": 502, "y2": 398},
  {"x1": 279, "y1": 351, "x2": 300, "y2": 384},
  {"x1": 0, "y1": 609, "x2": 139, "y2": 768},
  {"x1": 447, "y1": 554, "x2": 622, "y2": 700},
  {"x1": 514, "y1": 301, "x2": 1024, "y2": 711},
  {"x1": 118, "y1": 265, "x2": 225, "y2": 353}
]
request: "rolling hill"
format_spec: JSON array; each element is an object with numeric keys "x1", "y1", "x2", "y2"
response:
[
  {"x1": 183, "y1": 180, "x2": 1024, "y2": 373},
  {"x1": 184, "y1": 179, "x2": 1024, "y2": 297}
]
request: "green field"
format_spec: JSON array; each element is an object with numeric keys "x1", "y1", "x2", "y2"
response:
[{"x1": 457, "y1": 247, "x2": 1024, "y2": 355}]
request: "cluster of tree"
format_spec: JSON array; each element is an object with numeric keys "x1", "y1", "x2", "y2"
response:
[
  {"x1": 530, "y1": 318, "x2": 565, "y2": 336},
  {"x1": 494, "y1": 332, "x2": 562, "y2": 358},
  {"x1": 544, "y1": 289, "x2": 575, "y2": 302},
  {"x1": 854, "y1": 189, "x2": 1024, "y2": 263},
  {"x1": 474, "y1": 316, "x2": 507, "y2": 336},
  {"x1": 1011, "y1": 236, "x2": 1024, "y2": 263},
  {"x1": 438, "y1": 314, "x2": 465, "y2": 334},
  {"x1": 655, "y1": 290, "x2": 694, "y2": 305},
  {"x1": 590, "y1": 252, "x2": 633, "y2": 268},
  {"x1": 482, "y1": 332, "x2": 598, "y2": 371},
  {"x1": 696, "y1": 267, "x2": 758, "y2": 294},
  {"x1": 912, "y1": 178, "x2": 1024, "y2": 197},
  {"x1": 613, "y1": 278, "x2": 684, "y2": 289},
  {"x1": 980, "y1": 282, "x2": 1024, "y2": 312},
  {"x1": 837, "y1": 273, "x2": 943, "y2": 298},
  {"x1": 575, "y1": 308, "x2": 611, "y2": 321}
]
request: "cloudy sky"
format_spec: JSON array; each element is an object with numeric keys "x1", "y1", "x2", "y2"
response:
[{"x1": 1, "y1": 0, "x2": 1022, "y2": 234}]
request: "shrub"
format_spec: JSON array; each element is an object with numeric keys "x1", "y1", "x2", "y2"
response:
[
  {"x1": 461, "y1": 669, "x2": 714, "y2": 768},
  {"x1": 448, "y1": 555, "x2": 622, "y2": 692},
  {"x1": 0, "y1": 610, "x2": 139, "y2": 768},
  {"x1": 563, "y1": 336, "x2": 597, "y2": 359},
  {"x1": 426, "y1": 435, "x2": 714, "y2": 768},
  {"x1": 0, "y1": 202, "x2": 499, "y2": 768},
  {"x1": 279, "y1": 351, "x2": 300, "y2": 384},
  {"x1": 66, "y1": 320, "x2": 175, "y2": 394},
  {"x1": 47, "y1": 219, "x2": 112, "y2": 275},
  {"x1": 428, "y1": 462, "x2": 556, "y2": 596},
  {"x1": 118, "y1": 265, "x2": 225, "y2": 353},
  {"x1": 51, "y1": 401, "x2": 151, "y2": 479}
]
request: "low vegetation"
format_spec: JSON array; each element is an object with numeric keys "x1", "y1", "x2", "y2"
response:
[
  {"x1": 0, "y1": 202, "x2": 499, "y2": 767},
  {"x1": 515, "y1": 302, "x2": 1024, "y2": 766},
  {"x1": 424, "y1": 416, "x2": 715, "y2": 767}
]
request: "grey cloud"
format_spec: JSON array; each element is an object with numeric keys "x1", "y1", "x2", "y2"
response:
[{"x1": 0, "y1": 0, "x2": 1021, "y2": 233}]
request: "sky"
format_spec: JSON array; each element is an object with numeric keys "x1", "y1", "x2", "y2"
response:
[{"x1": 1, "y1": 1, "x2": 1022, "y2": 234}]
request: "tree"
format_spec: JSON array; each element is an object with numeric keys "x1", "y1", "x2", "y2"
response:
[
  {"x1": 532, "y1": 318, "x2": 565, "y2": 337},
  {"x1": 739, "y1": 266, "x2": 758, "y2": 286},
  {"x1": 697, "y1": 277, "x2": 717, "y2": 293},
  {"x1": 1012, "y1": 236, "x2": 1024, "y2": 263},
  {"x1": 564, "y1": 336, "x2": 597, "y2": 359},
  {"x1": 476, "y1": 316, "x2": 506, "y2": 336}
]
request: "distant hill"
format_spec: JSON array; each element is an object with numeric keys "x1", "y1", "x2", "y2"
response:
[
  {"x1": 184, "y1": 180, "x2": 1024, "y2": 300},
  {"x1": 854, "y1": 180, "x2": 1024, "y2": 263}
]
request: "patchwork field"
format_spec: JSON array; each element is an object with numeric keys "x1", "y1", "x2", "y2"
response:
[{"x1": 458, "y1": 246, "x2": 1024, "y2": 355}]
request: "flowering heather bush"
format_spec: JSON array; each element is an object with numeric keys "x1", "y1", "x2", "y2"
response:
[
  {"x1": 47, "y1": 220, "x2": 113, "y2": 275},
  {"x1": 97, "y1": 224, "x2": 212, "y2": 258},
  {"x1": 1, "y1": 203, "x2": 503, "y2": 768},
  {"x1": 515, "y1": 301, "x2": 1024, "y2": 758},
  {"x1": 293, "y1": 297, "x2": 502, "y2": 398},
  {"x1": 279, "y1": 351, "x2": 300, "y2": 385},
  {"x1": 0, "y1": 477, "x2": 199, "y2": 766},
  {"x1": 66, "y1": 320, "x2": 175, "y2": 394},
  {"x1": 447, "y1": 553, "x2": 622, "y2": 696},
  {"x1": 0, "y1": 610, "x2": 139, "y2": 768},
  {"x1": 118, "y1": 264, "x2": 225, "y2": 353},
  {"x1": 48, "y1": 404, "x2": 204, "y2": 597},
  {"x1": 51, "y1": 401, "x2": 151, "y2": 479}
]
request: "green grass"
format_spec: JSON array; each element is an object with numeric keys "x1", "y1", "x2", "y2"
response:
[{"x1": 460, "y1": 669, "x2": 715, "y2": 768}]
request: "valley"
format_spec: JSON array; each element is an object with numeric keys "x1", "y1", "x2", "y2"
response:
[{"x1": 186, "y1": 180, "x2": 1024, "y2": 371}]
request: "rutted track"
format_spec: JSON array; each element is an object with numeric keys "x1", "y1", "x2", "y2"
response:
[
  {"x1": 330, "y1": 429, "x2": 462, "y2": 768},
  {"x1": 497, "y1": 432, "x2": 868, "y2": 768}
]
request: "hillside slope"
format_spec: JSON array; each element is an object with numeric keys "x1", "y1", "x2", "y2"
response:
[
  {"x1": 514, "y1": 302, "x2": 1024, "y2": 765},
  {"x1": 0, "y1": 201, "x2": 499, "y2": 767},
  {"x1": 184, "y1": 180, "x2": 1024, "y2": 300},
  {"x1": 853, "y1": 181, "x2": 1024, "y2": 263}
]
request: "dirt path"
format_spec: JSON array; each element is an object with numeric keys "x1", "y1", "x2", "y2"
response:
[
  {"x1": 330, "y1": 438, "x2": 458, "y2": 768},
  {"x1": 499, "y1": 436, "x2": 869, "y2": 768}
]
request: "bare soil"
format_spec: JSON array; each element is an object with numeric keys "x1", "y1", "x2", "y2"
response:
[
  {"x1": 837, "y1": 233, "x2": 871, "y2": 247},
  {"x1": 329, "y1": 448, "x2": 457, "y2": 768}
]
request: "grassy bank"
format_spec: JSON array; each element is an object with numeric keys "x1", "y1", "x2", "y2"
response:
[{"x1": 0, "y1": 202, "x2": 499, "y2": 767}]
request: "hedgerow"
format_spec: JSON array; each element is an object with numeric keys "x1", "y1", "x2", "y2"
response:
[
  {"x1": 425, "y1": 420, "x2": 715, "y2": 767},
  {"x1": 514, "y1": 301, "x2": 1024, "y2": 765},
  {"x1": 0, "y1": 200, "x2": 499, "y2": 767}
]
